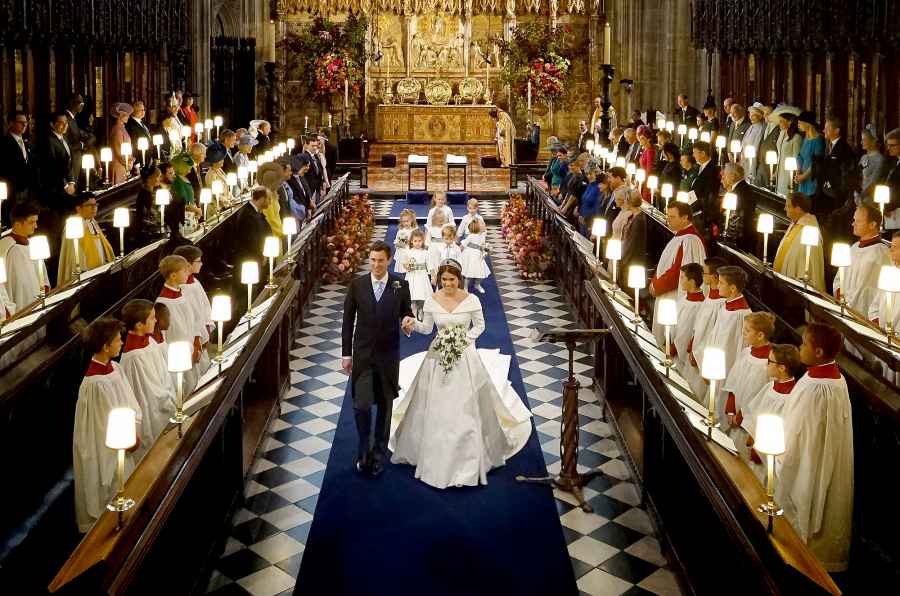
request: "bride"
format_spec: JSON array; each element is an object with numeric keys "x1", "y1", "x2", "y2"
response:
[{"x1": 390, "y1": 258, "x2": 532, "y2": 489}]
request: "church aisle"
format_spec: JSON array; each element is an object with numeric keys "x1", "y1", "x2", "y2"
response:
[{"x1": 206, "y1": 214, "x2": 682, "y2": 596}]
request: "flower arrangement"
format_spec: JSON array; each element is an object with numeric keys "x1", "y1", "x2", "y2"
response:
[
  {"x1": 501, "y1": 195, "x2": 554, "y2": 280},
  {"x1": 493, "y1": 22, "x2": 581, "y2": 104},
  {"x1": 432, "y1": 324, "x2": 470, "y2": 375},
  {"x1": 313, "y1": 51, "x2": 364, "y2": 99},
  {"x1": 527, "y1": 54, "x2": 571, "y2": 101},
  {"x1": 322, "y1": 194, "x2": 374, "y2": 283}
]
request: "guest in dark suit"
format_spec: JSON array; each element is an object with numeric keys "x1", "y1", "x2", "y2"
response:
[
  {"x1": 250, "y1": 120, "x2": 272, "y2": 157},
  {"x1": 64, "y1": 95, "x2": 94, "y2": 186},
  {"x1": 341, "y1": 241, "x2": 414, "y2": 476},
  {"x1": 319, "y1": 132, "x2": 338, "y2": 183},
  {"x1": 721, "y1": 163, "x2": 757, "y2": 253},
  {"x1": 675, "y1": 94, "x2": 700, "y2": 126},
  {"x1": 690, "y1": 141, "x2": 721, "y2": 237},
  {"x1": 0, "y1": 110, "x2": 33, "y2": 224},
  {"x1": 882, "y1": 129, "x2": 900, "y2": 230},
  {"x1": 40, "y1": 112, "x2": 77, "y2": 208},
  {"x1": 301, "y1": 136, "x2": 323, "y2": 198},
  {"x1": 820, "y1": 118, "x2": 858, "y2": 215},
  {"x1": 622, "y1": 128, "x2": 640, "y2": 163},
  {"x1": 232, "y1": 187, "x2": 275, "y2": 312},
  {"x1": 186, "y1": 142, "x2": 207, "y2": 199},
  {"x1": 126, "y1": 101, "x2": 153, "y2": 165},
  {"x1": 288, "y1": 154, "x2": 314, "y2": 220},
  {"x1": 220, "y1": 129, "x2": 238, "y2": 174},
  {"x1": 725, "y1": 104, "x2": 751, "y2": 161},
  {"x1": 575, "y1": 121, "x2": 590, "y2": 154}
]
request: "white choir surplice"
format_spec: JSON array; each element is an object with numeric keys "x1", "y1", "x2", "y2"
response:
[
  {"x1": 73, "y1": 360, "x2": 143, "y2": 533},
  {"x1": 704, "y1": 296, "x2": 751, "y2": 421},
  {"x1": 833, "y1": 237, "x2": 890, "y2": 317},
  {"x1": 120, "y1": 334, "x2": 177, "y2": 446},
  {"x1": 156, "y1": 285, "x2": 208, "y2": 395},
  {"x1": 650, "y1": 226, "x2": 707, "y2": 345},
  {"x1": 776, "y1": 362, "x2": 853, "y2": 572},
  {"x1": 723, "y1": 345, "x2": 771, "y2": 419},
  {"x1": 181, "y1": 274, "x2": 213, "y2": 346},
  {"x1": 0, "y1": 235, "x2": 48, "y2": 311},
  {"x1": 687, "y1": 289, "x2": 724, "y2": 398},
  {"x1": 740, "y1": 378, "x2": 796, "y2": 442},
  {"x1": 868, "y1": 290, "x2": 900, "y2": 384},
  {"x1": 672, "y1": 291, "x2": 705, "y2": 391}
]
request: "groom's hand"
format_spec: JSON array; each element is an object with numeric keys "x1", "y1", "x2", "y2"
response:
[
  {"x1": 401, "y1": 316, "x2": 415, "y2": 336},
  {"x1": 341, "y1": 357, "x2": 352, "y2": 374}
]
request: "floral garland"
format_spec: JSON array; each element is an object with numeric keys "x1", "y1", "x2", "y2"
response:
[
  {"x1": 528, "y1": 54, "x2": 570, "y2": 101},
  {"x1": 432, "y1": 324, "x2": 470, "y2": 375},
  {"x1": 501, "y1": 195, "x2": 554, "y2": 280},
  {"x1": 493, "y1": 22, "x2": 580, "y2": 105},
  {"x1": 313, "y1": 51, "x2": 364, "y2": 98},
  {"x1": 322, "y1": 194, "x2": 375, "y2": 283}
]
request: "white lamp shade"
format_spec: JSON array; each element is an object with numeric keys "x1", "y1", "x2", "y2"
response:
[
  {"x1": 700, "y1": 131, "x2": 711, "y2": 143},
  {"x1": 263, "y1": 236, "x2": 280, "y2": 258},
  {"x1": 152, "y1": 134, "x2": 164, "y2": 146},
  {"x1": 599, "y1": 147, "x2": 609, "y2": 159},
  {"x1": 0, "y1": 181, "x2": 6, "y2": 200},
  {"x1": 765, "y1": 150, "x2": 778, "y2": 165},
  {"x1": 661, "y1": 183, "x2": 674, "y2": 198},
  {"x1": 248, "y1": 161, "x2": 258, "y2": 173},
  {"x1": 757, "y1": 213, "x2": 774, "y2": 234},
  {"x1": 241, "y1": 261, "x2": 259, "y2": 284},
  {"x1": 0, "y1": 257, "x2": 6, "y2": 284},
  {"x1": 635, "y1": 169, "x2": 646, "y2": 183},
  {"x1": 120, "y1": 142, "x2": 132, "y2": 157},
  {"x1": 28, "y1": 235, "x2": 50, "y2": 260},
  {"x1": 657, "y1": 298, "x2": 678, "y2": 326},
  {"x1": 167, "y1": 341, "x2": 193, "y2": 373},
  {"x1": 700, "y1": 347, "x2": 727, "y2": 380},
  {"x1": 113, "y1": 207, "x2": 130, "y2": 228},
  {"x1": 181, "y1": 126, "x2": 192, "y2": 138},
  {"x1": 287, "y1": 138, "x2": 296, "y2": 150},
  {"x1": 237, "y1": 166, "x2": 249, "y2": 181},
  {"x1": 194, "y1": 123, "x2": 204, "y2": 134},
  {"x1": 627, "y1": 265, "x2": 646, "y2": 289},
  {"x1": 722, "y1": 192, "x2": 737, "y2": 211},
  {"x1": 800, "y1": 225, "x2": 819, "y2": 247},
  {"x1": 81, "y1": 154, "x2": 95, "y2": 169},
  {"x1": 204, "y1": 119, "x2": 213, "y2": 130},
  {"x1": 754, "y1": 414, "x2": 786, "y2": 455},
  {"x1": 585, "y1": 139, "x2": 595, "y2": 152},
  {"x1": 105, "y1": 408, "x2": 137, "y2": 450},
  {"x1": 199, "y1": 188, "x2": 213, "y2": 205},
  {"x1": 100, "y1": 147, "x2": 113, "y2": 162},
  {"x1": 874, "y1": 185, "x2": 890, "y2": 205},
  {"x1": 210, "y1": 295, "x2": 232, "y2": 322},
  {"x1": 591, "y1": 218, "x2": 608, "y2": 238},
  {"x1": 136, "y1": 137, "x2": 149, "y2": 151},
  {"x1": 677, "y1": 124, "x2": 687, "y2": 135},
  {"x1": 784, "y1": 156, "x2": 798, "y2": 172},
  {"x1": 226, "y1": 173, "x2": 238, "y2": 187},
  {"x1": 65, "y1": 216, "x2": 85, "y2": 240},
  {"x1": 211, "y1": 179, "x2": 224, "y2": 195},
  {"x1": 715, "y1": 135, "x2": 727, "y2": 149},
  {"x1": 647, "y1": 175, "x2": 659, "y2": 190},
  {"x1": 282, "y1": 217, "x2": 298, "y2": 236},
  {"x1": 592, "y1": 145, "x2": 602, "y2": 157},
  {"x1": 214, "y1": 115, "x2": 223, "y2": 127},
  {"x1": 688, "y1": 128, "x2": 698, "y2": 140},
  {"x1": 615, "y1": 157, "x2": 626, "y2": 168},
  {"x1": 656, "y1": 118, "x2": 666, "y2": 130},
  {"x1": 878, "y1": 265, "x2": 900, "y2": 293},
  {"x1": 625, "y1": 163, "x2": 636, "y2": 175},
  {"x1": 676, "y1": 191, "x2": 689, "y2": 203},
  {"x1": 830, "y1": 242, "x2": 852, "y2": 268},
  {"x1": 730, "y1": 140, "x2": 742, "y2": 154},
  {"x1": 743, "y1": 145, "x2": 756, "y2": 159},
  {"x1": 155, "y1": 188, "x2": 171, "y2": 206},
  {"x1": 605, "y1": 238, "x2": 622, "y2": 260},
  {"x1": 278, "y1": 142, "x2": 287, "y2": 153},
  {"x1": 666, "y1": 121, "x2": 675, "y2": 132}
]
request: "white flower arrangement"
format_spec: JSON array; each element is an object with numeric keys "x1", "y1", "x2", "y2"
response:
[{"x1": 432, "y1": 324, "x2": 469, "y2": 374}]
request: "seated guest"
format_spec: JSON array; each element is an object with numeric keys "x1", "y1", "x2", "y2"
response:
[
  {"x1": 649, "y1": 201, "x2": 707, "y2": 345},
  {"x1": 204, "y1": 142, "x2": 232, "y2": 218},
  {"x1": 135, "y1": 164, "x2": 162, "y2": 242},
  {"x1": 257, "y1": 162, "x2": 287, "y2": 236},
  {"x1": 287, "y1": 154, "x2": 313, "y2": 221},
  {"x1": 723, "y1": 312, "x2": 775, "y2": 435},
  {"x1": 721, "y1": 163, "x2": 757, "y2": 253},
  {"x1": 0, "y1": 202, "x2": 48, "y2": 310},
  {"x1": 57, "y1": 192, "x2": 114, "y2": 286},
  {"x1": 235, "y1": 133, "x2": 257, "y2": 169},
  {"x1": 705, "y1": 266, "x2": 752, "y2": 379},
  {"x1": 156, "y1": 255, "x2": 206, "y2": 395},
  {"x1": 618, "y1": 189, "x2": 648, "y2": 286},
  {"x1": 173, "y1": 245, "x2": 213, "y2": 375},
  {"x1": 833, "y1": 203, "x2": 890, "y2": 316},
  {"x1": 186, "y1": 143, "x2": 207, "y2": 199},
  {"x1": 577, "y1": 163, "x2": 601, "y2": 236},
  {"x1": 73, "y1": 317, "x2": 143, "y2": 532},
  {"x1": 687, "y1": 257, "x2": 727, "y2": 397},
  {"x1": 773, "y1": 192, "x2": 826, "y2": 291},
  {"x1": 120, "y1": 299, "x2": 176, "y2": 446},
  {"x1": 777, "y1": 323, "x2": 853, "y2": 572}
]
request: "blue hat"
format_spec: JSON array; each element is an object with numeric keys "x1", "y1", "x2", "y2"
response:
[{"x1": 205, "y1": 141, "x2": 227, "y2": 163}]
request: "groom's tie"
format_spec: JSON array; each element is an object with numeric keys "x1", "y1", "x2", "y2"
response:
[{"x1": 374, "y1": 281, "x2": 384, "y2": 302}]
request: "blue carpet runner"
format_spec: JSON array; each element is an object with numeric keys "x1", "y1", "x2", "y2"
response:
[{"x1": 293, "y1": 225, "x2": 577, "y2": 596}]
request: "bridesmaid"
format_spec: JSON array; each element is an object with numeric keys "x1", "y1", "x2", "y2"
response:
[{"x1": 110, "y1": 103, "x2": 133, "y2": 185}]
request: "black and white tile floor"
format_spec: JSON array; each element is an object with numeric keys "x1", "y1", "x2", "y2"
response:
[{"x1": 207, "y1": 212, "x2": 683, "y2": 596}]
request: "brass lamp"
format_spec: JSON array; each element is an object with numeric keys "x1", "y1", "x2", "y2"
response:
[
  {"x1": 755, "y1": 414, "x2": 786, "y2": 531},
  {"x1": 105, "y1": 407, "x2": 137, "y2": 530},
  {"x1": 64, "y1": 216, "x2": 85, "y2": 282},
  {"x1": 700, "y1": 347, "x2": 726, "y2": 439}
]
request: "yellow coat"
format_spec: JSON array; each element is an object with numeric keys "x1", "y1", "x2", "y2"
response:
[{"x1": 57, "y1": 219, "x2": 115, "y2": 287}]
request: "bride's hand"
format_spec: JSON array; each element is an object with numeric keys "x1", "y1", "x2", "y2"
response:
[{"x1": 401, "y1": 316, "x2": 415, "y2": 336}]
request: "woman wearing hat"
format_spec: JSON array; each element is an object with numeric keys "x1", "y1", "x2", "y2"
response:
[
  {"x1": 740, "y1": 104, "x2": 767, "y2": 185},
  {"x1": 235, "y1": 134, "x2": 258, "y2": 169},
  {"x1": 204, "y1": 142, "x2": 232, "y2": 218},
  {"x1": 180, "y1": 93, "x2": 198, "y2": 143},
  {"x1": 110, "y1": 103, "x2": 134, "y2": 185},
  {"x1": 796, "y1": 111, "x2": 826, "y2": 198},
  {"x1": 775, "y1": 112, "x2": 802, "y2": 195},
  {"x1": 858, "y1": 125, "x2": 888, "y2": 204}
]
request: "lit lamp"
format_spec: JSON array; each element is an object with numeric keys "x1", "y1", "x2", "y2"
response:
[
  {"x1": 700, "y1": 131, "x2": 711, "y2": 143},
  {"x1": 743, "y1": 145, "x2": 756, "y2": 177},
  {"x1": 877, "y1": 265, "x2": 900, "y2": 342},
  {"x1": 113, "y1": 207, "x2": 129, "y2": 259},
  {"x1": 248, "y1": 161, "x2": 258, "y2": 185},
  {"x1": 193, "y1": 122, "x2": 204, "y2": 140},
  {"x1": 765, "y1": 150, "x2": 778, "y2": 189},
  {"x1": 722, "y1": 192, "x2": 737, "y2": 236},
  {"x1": 137, "y1": 137, "x2": 149, "y2": 165},
  {"x1": 278, "y1": 142, "x2": 287, "y2": 156},
  {"x1": 688, "y1": 127, "x2": 698, "y2": 144},
  {"x1": 831, "y1": 242, "x2": 851, "y2": 314},
  {"x1": 585, "y1": 139, "x2": 595, "y2": 153},
  {"x1": 627, "y1": 265, "x2": 646, "y2": 326},
  {"x1": 665, "y1": 120, "x2": 675, "y2": 134},
  {"x1": 656, "y1": 117, "x2": 666, "y2": 130},
  {"x1": 757, "y1": 213, "x2": 774, "y2": 267},
  {"x1": 105, "y1": 407, "x2": 137, "y2": 530},
  {"x1": 167, "y1": 341, "x2": 192, "y2": 432},
  {"x1": 625, "y1": 162, "x2": 636, "y2": 184},
  {"x1": 647, "y1": 175, "x2": 659, "y2": 205},
  {"x1": 799, "y1": 225, "x2": 819, "y2": 285},
  {"x1": 64, "y1": 216, "x2": 85, "y2": 281},
  {"x1": 657, "y1": 298, "x2": 678, "y2": 373},
  {"x1": 263, "y1": 236, "x2": 280, "y2": 289},
  {"x1": 214, "y1": 115, "x2": 223, "y2": 139},
  {"x1": 599, "y1": 147, "x2": 608, "y2": 168},
  {"x1": 615, "y1": 156, "x2": 626, "y2": 168},
  {"x1": 287, "y1": 138, "x2": 296, "y2": 152},
  {"x1": 283, "y1": 217, "x2": 298, "y2": 264},
  {"x1": 210, "y1": 294, "x2": 231, "y2": 371},
  {"x1": 0, "y1": 257, "x2": 6, "y2": 330},
  {"x1": 676, "y1": 190, "x2": 689, "y2": 204},
  {"x1": 700, "y1": 347, "x2": 726, "y2": 439},
  {"x1": 677, "y1": 124, "x2": 687, "y2": 148},
  {"x1": 605, "y1": 238, "x2": 622, "y2": 286},
  {"x1": 152, "y1": 134, "x2": 164, "y2": 160},
  {"x1": 874, "y1": 185, "x2": 890, "y2": 229},
  {"x1": 211, "y1": 179, "x2": 224, "y2": 216},
  {"x1": 28, "y1": 235, "x2": 50, "y2": 304},
  {"x1": 241, "y1": 261, "x2": 259, "y2": 321},
  {"x1": 100, "y1": 147, "x2": 113, "y2": 184},
  {"x1": 199, "y1": 188, "x2": 212, "y2": 230},
  {"x1": 715, "y1": 135, "x2": 727, "y2": 162},
  {"x1": 0, "y1": 182, "x2": 5, "y2": 232},
  {"x1": 730, "y1": 139, "x2": 742, "y2": 163},
  {"x1": 661, "y1": 183, "x2": 674, "y2": 211},
  {"x1": 181, "y1": 125, "x2": 191, "y2": 142},
  {"x1": 155, "y1": 188, "x2": 170, "y2": 235},
  {"x1": 755, "y1": 414, "x2": 786, "y2": 531},
  {"x1": 591, "y1": 218, "x2": 608, "y2": 259},
  {"x1": 635, "y1": 168, "x2": 646, "y2": 194},
  {"x1": 784, "y1": 157, "x2": 798, "y2": 192},
  {"x1": 226, "y1": 172, "x2": 238, "y2": 197},
  {"x1": 81, "y1": 154, "x2": 95, "y2": 190},
  {"x1": 204, "y1": 119, "x2": 213, "y2": 141},
  {"x1": 237, "y1": 165, "x2": 249, "y2": 190},
  {"x1": 120, "y1": 142, "x2": 133, "y2": 176}
]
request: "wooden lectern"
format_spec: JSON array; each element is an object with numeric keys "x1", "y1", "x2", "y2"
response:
[{"x1": 517, "y1": 326, "x2": 609, "y2": 512}]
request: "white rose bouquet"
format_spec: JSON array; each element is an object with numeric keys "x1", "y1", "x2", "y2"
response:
[{"x1": 432, "y1": 324, "x2": 469, "y2": 374}]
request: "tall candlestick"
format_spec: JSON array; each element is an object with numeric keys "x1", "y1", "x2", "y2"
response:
[{"x1": 603, "y1": 23, "x2": 611, "y2": 64}]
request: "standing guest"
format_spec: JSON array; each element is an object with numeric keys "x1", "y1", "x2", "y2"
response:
[
  {"x1": 775, "y1": 113, "x2": 803, "y2": 196},
  {"x1": 57, "y1": 192, "x2": 114, "y2": 286},
  {"x1": 649, "y1": 201, "x2": 707, "y2": 345},
  {"x1": 542, "y1": 137, "x2": 561, "y2": 188},
  {"x1": 161, "y1": 114, "x2": 183, "y2": 159},
  {"x1": 155, "y1": 255, "x2": 206, "y2": 395},
  {"x1": 721, "y1": 163, "x2": 757, "y2": 253},
  {"x1": 235, "y1": 133, "x2": 257, "y2": 169},
  {"x1": 110, "y1": 103, "x2": 134, "y2": 185},
  {"x1": 319, "y1": 133, "x2": 338, "y2": 183},
  {"x1": 169, "y1": 153, "x2": 201, "y2": 232},
  {"x1": 135, "y1": 164, "x2": 162, "y2": 241},
  {"x1": 204, "y1": 142, "x2": 232, "y2": 218},
  {"x1": 274, "y1": 156, "x2": 295, "y2": 222},
  {"x1": 857, "y1": 125, "x2": 887, "y2": 205},
  {"x1": 702, "y1": 104, "x2": 719, "y2": 134},
  {"x1": 675, "y1": 94, "x2": 699, "y2": 126},
  {"x1": 755, "y1": 106, "x2": 781, "y2": 187},
  {"x1": 558, "y1": 156, "x2": 588, "y2": 219},
  {"x1": 250, "y1": 120, "x2": 272, "y2": 156},
  {"x1": 726, "y1": 104, "x2": 750, "y2": 159},
  {"x1": 740, "y1": 105, "x2": 767, "y2": 184},
  {"x1": 0, "y1": 202, "x2": 48, "y2": 310},
  {"x1": 773, "y1": 192, "x2": 826, "y2": 291},
  {"x1": 601, "y1": 167, "x2": 628, "y2": 223},
  {"x1": 578, "y1": 164, "x2": 601, "y2": 236},
  {"x1": 232, "y1": 187, "x2": 272, "y2": 289},
  {"x1": 637, "y1": 126, "x2": 656, "y2": 201},
  {"x1": 777, "y1": 324, "x2": 853, "y2": 573},
  {"x1": 315, "y1": 134, "x2": 331, "y2": 194},
  {"x1": 882, "y1": 128, "x2": 900, "y2": 226},
  {"x1": 589, "y1": 97, "x2": 605, "y2": 136},
  {"x1": 41, "y1": 111, "x2": 77, "y2": 205},
  {"x1": 628, "y1": 110, "x2": 646, "y2": 130},
  {"x1": 658, "y1": 142, "x2": 682, "y2": 192},
  {"x1": 179, "y1": 93, "x2": 198, "y2": 143},
  {"x1": 722, "y1": 97, "x2": 735, "y2": 133},
  {"x1": 618, "y1": 190, "x2": 648, "y2": 285},
  {"x1": 549, "y1": 146, "x2": 570, "y2": 195},
  {"x1": 673, "y1": 263, "x2": 707, "y2": 390},
  {"x1": 186, "y1": 143, "x2": 207, "y2": 199},
  {"x1": 833, "y1": 203, "x2": 890, "y2": 316},
  {"x1": 820, "y1": 117, "x2": 857, "y2": 217},
  {"x1": 622, "y1": 128, "x2": 640, "y2": 163},
  {"x1": 125, "y1": 101, "x2": 152, "y2": 161},
  {"x1": 612, "y1": 127, "x2": 628, "y2": 155},
  {"x1": 690, "y1": 141, "x2": 721, "y2": 232},
  {"x1": 575, "y1": 121, "x2": 590, "y2": 154},
  {"x1": 687, "y1": 257, "x2": 727, "y2": 397},
  {"x1": 723, "y1": 312, "x2": 775, "y2": 437},
  {"x1": 287, "y1": 154, "x2": 313, "y2": 221},
  {"x1": 795, "y1": 111, "x2": 826, "y2": 202},
  {"x1": 73, "y1": 318, "x2": 144, "y2": 533},
  {"x1": 301, "y1": 136, "x2": 323, "y2": 199},
  {"x1": 704, "y1": 265, "x2": 752, "y2": 381},
  {"x1": 120, "y1": 299, "x2": 176, "y2": 446},
  {"x1": 0, "y1": 110, "x2": 33, "y2": 223},
  {"x1": 679, "y1": 152, "x2": 698, "y2": 191},
  {"x1": 220, "y1": 129, "x2": 238, "y2": 174},
  {"x1": 256, "y1": 162, "x2": 287, "y2": 236},
  {"x1": 64, "y1": 95, "x2": 94, "y2": 186}
]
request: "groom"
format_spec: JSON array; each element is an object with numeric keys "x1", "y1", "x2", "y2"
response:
[{"x1": 341, "y1": 241, "x2": 415, "y2": 477}]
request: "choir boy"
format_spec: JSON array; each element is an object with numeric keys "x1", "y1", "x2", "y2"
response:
[
  {"x1": 705, "y1": 266, "x2": 752, "y2": 375},
  {"x1": 834, "y1": 203, "x2": 889, "y2": 317},
  {"x1": 155, "y1": 255, "x2": 205, "y2": 395},
  {"x1": 0, "y1": 202, "x2": 48, "y2": 310},
  {"x1": 672, "y1": 263, "x2": 706, "y2": 391},
  {"x1": 173, "y1": 244, "x2": 213, "y2": 375},
  {"x1": 723, "y1": 311, "x2": 776, "y2": 436},
  {"x1": 686, "y1": 257, "x2": 726, "y2": 397}
]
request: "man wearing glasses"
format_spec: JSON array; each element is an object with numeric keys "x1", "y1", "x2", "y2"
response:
[
  {"x1": 0, "y1": 110, "x2": 33, "y2": 225},
  {"x1": 883, "y1": 128, "x2": 900, "y2": 229}
]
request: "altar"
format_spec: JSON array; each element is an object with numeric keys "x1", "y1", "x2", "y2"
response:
[{"x1": 375, "y1": 104, "x2": 496, "y2": 144}]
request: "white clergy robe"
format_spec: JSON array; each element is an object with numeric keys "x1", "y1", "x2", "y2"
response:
[
  {"x1": 1, "y1": 284, "x2": 14, "y2": 319},
  {"x1": 740, "y1": 378, "x2": 796, "y2": 442},
  {"x1": 650, "y1": 225, "x2": 707, "y2": 345},
  {"x1": 57, "y1": 218, "x2": 115, "y2": 287},
  {"x1": 705, "y1": 295, "x2": 751, "y2": 421},
  {"x1": 773, "y1": 213, "x2": 825, "y2": 292},
  {"x1": 673, "y1": 291, "x2": 705, "y2": 392},
  {"x1": 0, "y1": 234, "x2": 49, "y2": 311},
  {"x1": 687, "y1": 288, "x2": 725, "y2": 398},
  {"x1": 181, "y1": 275, "x2": 213, "y2": 345},
  {"x1": 776, "y1": 362, "x2": 853, "y2": 572},
  {"x1": 833, "y1": 236, "x2": 890, "y2": 318},
  {"x1": 156, "y1": 285, "x2": 207, "y2": 396},
  {"x1": 120, "y1": 333, "x2": 177, "y2": 446},
  {"x1": 73, "y1": 360, "x2": 143, "y2": 533},
  {"x1": 868, "y1": 290, "x2": 900, "y2": 384}
]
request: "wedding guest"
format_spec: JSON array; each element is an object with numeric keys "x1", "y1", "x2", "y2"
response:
[
  {"x1": 235, "y1": 133, "x2": 257, "y2": 169},
  {"x1": 64, "y1": 95, "x2": 94, "y2": 185},
  {"x1": 658, "y1": 142, "x2": 682, "y2": 191},
  {"x1": 821, "y1": 117, "x2": 857, "y2": 216},
  {"x1": 185, "y1": 143, "x2": 207, "y2": 199},
  {"x1": 179, "y1": 93, "x2": 198, "y2": 143},
  {"x1": 740, "y1": 104, "x2": 766, "y2": 183},
  {"x1": 868, "y1": 231, "x2": 900, "y2": 334},
  {"x1": 773, "y1": 192, "x2": 826, "y2": 291},
  {"x1": 857, "y1": 125, "x2": 887, "y2": 205},
  {"x1": 721, "y1": 163, "x2": 757, "y2": 252},
  {"x1": 637, "y1": 126, "x2": 656, "y2": 201},
  {"x1": 691, "y1": 141, "x2": 721, "y2": 234},
  {"x1": 882, "y1": 128, "x2": 900, "y2": 225},
  {"x1": 726, "y1": 104, "x2": 750, "y2": 158},
  {"x1": 795, "y1": 111, "x2": 826, "y2": 203},
  {"x1": 220, "y1": 129, "x2": 238, "y2": 174},
  {"x1": 622, "y1": 128, "x2": 640, "y2": 163},
  {"x1": 775, "y1": 113, "x2": 803, "y2": 196},
  {"x1": 756, "y1": 105, "x2": 781, "y2": 187},
  {"x1": 834, "y1": 203, "x2": 890, "y2": 316},
  {"x1": 618, "y1": 189, "x2": 648, "y2": 285},
  {"x1": 578, "y1": 164, "x2": 601, "y2": 236},
  {"x1": 135, "y1": 164, "x2": 161, "y2": 241},
  {"x1": 161, "y1": 114, "x2": 183, "y2": 159},
  {"x1": 125, "y1": 101, "x2": 152, "y2": 160},
  {"x1": 0, "y1": 110, "x2": 33, "y2": 224},
  {"x1": 679, "y1": 152, "x2": 698, "y2": 191}
]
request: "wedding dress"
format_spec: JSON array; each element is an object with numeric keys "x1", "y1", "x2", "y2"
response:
[{"x1": 389, "y1": 293, "x2": 533, "y2": 489}]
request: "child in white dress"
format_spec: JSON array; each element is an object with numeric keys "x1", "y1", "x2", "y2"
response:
[
  {"x1": 432, "y1": 225, "x2": 462, "y2": 287},
  {"x1": 426, "y1": 193, "x2": 455, "y2": 235},
  {"x1": 426, "y1": 211, "x2": 449, "y2": 278},
  {"x1": 460, "y1": 219, "x2": 490, "y2": 293},
  {"x1": 405, "y1": 229, "x2": 431, "y2": 317},
  {"x1": 394, "y1": 209, "x2": 417, "y2": 274}
]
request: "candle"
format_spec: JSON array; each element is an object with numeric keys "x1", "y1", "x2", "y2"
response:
[
  {"x1": 304, "y1": 115, "x2": 309, "y2": 130},
  {"x1": 527, "y1": 80, "x2": 532, "y2": 112},
  {"x1": 603, "y1": 23, "x2": 611, "y2": 64},
  {"x1": 328, "y1": 113, "x2": 332, "y2": 128},
  {"x1": 344, "y1": 79, "x2": 349, "y2": 108}
]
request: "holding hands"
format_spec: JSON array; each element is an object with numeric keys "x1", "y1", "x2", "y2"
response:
[{"x1": 401, "y1": 316, "x2": 415, "y2": 336}]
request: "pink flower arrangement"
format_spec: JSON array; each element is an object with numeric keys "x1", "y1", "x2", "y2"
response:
[
  {"x1": 501, "y1": 196, "x2": 554, "y2": 280},
  {"x1": 313, "y1": 51, "x2": 363, "y2": 99},
  {"x1": 322, "y1": 194, "x2": 375, "y2": 283}
]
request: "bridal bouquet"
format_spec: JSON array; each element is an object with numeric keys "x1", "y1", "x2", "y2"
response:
[{"x1": 432, "y1": 324, "x2": 469, "y2": 375}]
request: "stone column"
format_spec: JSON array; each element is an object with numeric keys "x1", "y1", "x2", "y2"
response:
[{"x1": 191, "y1": 0, "x2": 212, "y2": 117}]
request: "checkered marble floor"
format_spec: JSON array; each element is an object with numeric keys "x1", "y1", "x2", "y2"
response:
[{"x1": 206, "y1": 217, "x2": 683, "y2": 596}]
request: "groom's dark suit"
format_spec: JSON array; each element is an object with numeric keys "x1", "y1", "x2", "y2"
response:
[{"x1": 342, "y1": 272, "x2": 413, "y2": 471}]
